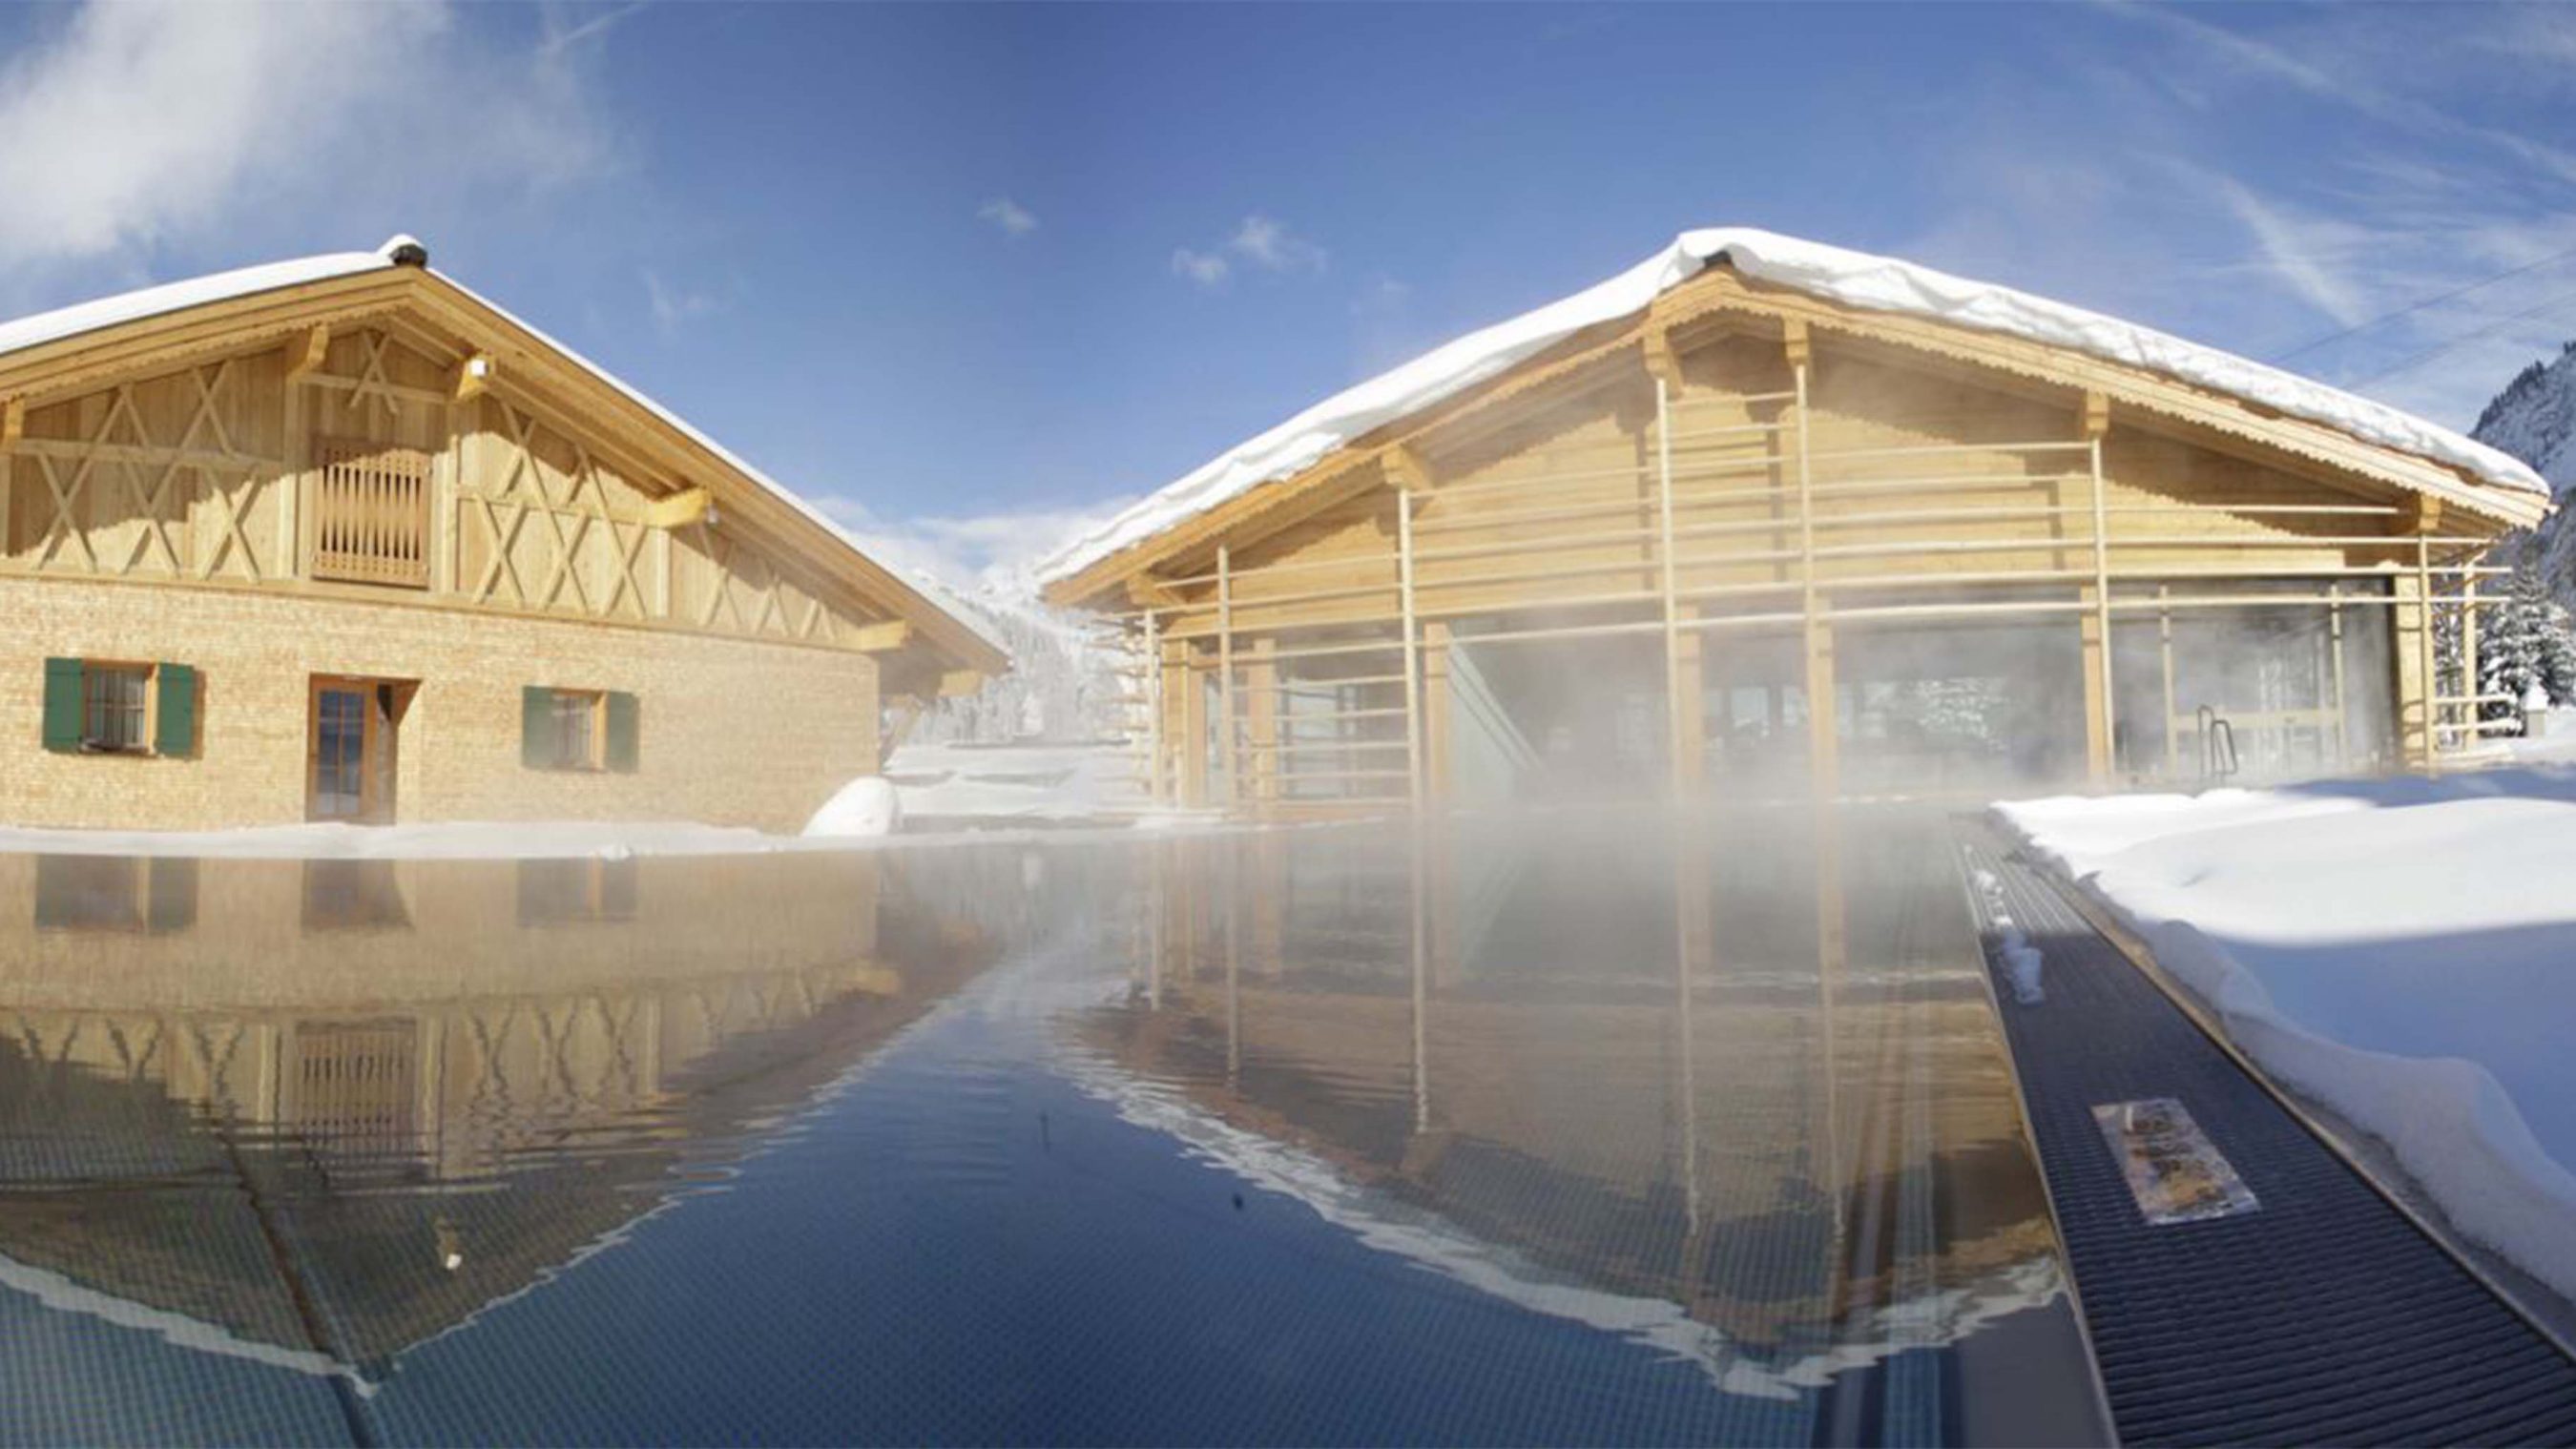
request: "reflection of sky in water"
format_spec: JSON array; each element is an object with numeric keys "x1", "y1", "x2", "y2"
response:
[{"x1": 0, "y1": 814, "x2": 2103, "y2": 1445}]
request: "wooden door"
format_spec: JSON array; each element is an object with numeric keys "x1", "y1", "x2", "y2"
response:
[{"x1": 308, "y1": 675, "x2": 402, "y2": 823}]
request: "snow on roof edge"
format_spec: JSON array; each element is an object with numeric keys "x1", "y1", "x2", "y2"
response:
[
  {"x1": 1035, "y1": 226, "x2": 2548, "y2": 589},
  {"x1": 0, "y1": 237, "x2": 1008, "y2": 664}
]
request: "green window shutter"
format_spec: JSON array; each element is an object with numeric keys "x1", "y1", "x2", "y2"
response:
[
  {"x1": 154, "y1": 663, "x2": 198, "y2": 756},
  {"x1": 604, "y1": 691, "x2": 639, "y2": 774},
  {"x1": 41, "y1": 658, "x2": 84, "y2": 753},
  {"x1": 522, "y1": 686, "x2": 557, "y2": 769}
]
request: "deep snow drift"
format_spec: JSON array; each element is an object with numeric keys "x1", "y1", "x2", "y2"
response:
[{"x1": 1997, "y1": 770, "x2": 2576, "y2": 1304}]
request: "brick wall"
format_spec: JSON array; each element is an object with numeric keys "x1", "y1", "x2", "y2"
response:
[{"x1": 0, "y1": 576, "x2": 878, "y2": 833}]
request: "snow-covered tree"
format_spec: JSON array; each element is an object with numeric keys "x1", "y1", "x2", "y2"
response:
[{"x1": 2469, "y1": 562, "x2": 2576, "y2": 726}]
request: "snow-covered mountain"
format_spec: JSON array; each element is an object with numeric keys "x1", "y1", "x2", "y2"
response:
[{"x1": 2471, "y1": 341, "x2": 2576, "y2": 597}]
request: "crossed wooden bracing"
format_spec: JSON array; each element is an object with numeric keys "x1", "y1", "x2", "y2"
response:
[
  {"x1": 0, "y1": 307, "x2": 925, "y2": 661},
  {"x1": 14, "y1": 359, "x2": 281, "y2": 584}
]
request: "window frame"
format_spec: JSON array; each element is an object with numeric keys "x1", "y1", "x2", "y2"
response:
[
  {"x1": 539, "y1": 688, "x2": 607, "y2": 773},
  {"x1": 79, "y1": 661, "x2": 156, "y2": 756}
]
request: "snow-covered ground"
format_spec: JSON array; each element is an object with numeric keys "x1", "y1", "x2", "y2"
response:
[
  {"x1": 1996, "y1": 769, "x2": 2576, "y2": 1305},
  {"x1": 883, "y1": 738, "x2": 1159, "y2": 824}
]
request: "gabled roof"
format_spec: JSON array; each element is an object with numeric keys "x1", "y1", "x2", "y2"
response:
[
  {"x1": 1037, "y1": 227, "x2": 2548, "y2": 594},
  {"x1": 0, "y1": 236, "x2": 1007, "y2": 677}
]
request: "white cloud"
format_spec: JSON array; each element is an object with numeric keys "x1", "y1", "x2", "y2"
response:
[
  {"x1": 0, "y1": 0, "x2": 613, "y2": 278},
  {"x1": 1171, "y1": 247, "x2": 1232, "y2": 289},
  {"x1": 640, "y1": 268, "x2": 717, "y2": 335},
  {"x1": 1228, "y1": 214, "x2": 1326, "y2": 274},
  {"x1": 978, "y1": 197, "x2": 1038, "y2": 238},
  {"x1": 803, "y1": 493, "x2": 1145, "y2": 595},
  {"x1": 1172, "y1": 213, "x2": 1327, "y2": 290}
]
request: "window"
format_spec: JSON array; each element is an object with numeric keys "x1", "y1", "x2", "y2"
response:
[
  {"x1": 83, "y1": 665, "x2": 150, "y2": 752},
  {"x1": 34, "y1": 855, "x2": 197, "y2": 933},
  {"x1": 522, "y1": 686, "x2": 638, "y2": 772},
  {"x1": 42, "y1": 659, "x2": 199, "y2": 757},
  {"x1": 550, "y1": 690, "x2": 603, "y2": 771},
  {"x1": 517, "y1": 856, "x2": 641, "y2": 926}
]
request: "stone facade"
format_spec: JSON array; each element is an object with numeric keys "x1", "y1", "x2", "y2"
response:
[{"x1": 3, "y1": 574, "x2": 877, "y2": 832}]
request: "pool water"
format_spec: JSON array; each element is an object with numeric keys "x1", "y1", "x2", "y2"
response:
[{"x1": 0, "y1": 809, "x2": 2105, "y2": 1445}]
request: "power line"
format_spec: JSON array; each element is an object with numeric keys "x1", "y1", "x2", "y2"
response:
[
  {"x1": 2264, "y1": 240, "x2": 2576, "y2": 367},
  {"x1": 2338, "y1": 282, "x2": 2576, "y2": 389}
]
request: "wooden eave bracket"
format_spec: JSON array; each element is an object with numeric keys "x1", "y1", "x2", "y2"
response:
[
  {"x1": 0, "y1": 396, "x2": 21, "y2": 448},
  {"x1": 450, "y1": 352, "x2": 494, "y2": 403},
  {"x1": 284, "y1": 325, "x2": 331, "y2": 381},
  {"x1": 1381, "y1": 444, "x2": 1433, "y2": 492},
  {"x1": 645, "y1": 486, "x2": 712, "y2": 530},
  {"x1": 937, "y1": 668, "x2": 985, "y2": 698},
  {"x1": 1123, "y1": 573, "x2": 1183, "y2": 609},
  {"x1": 849, "y1": 619, "x2": 912, "y2": 654},
  {"x1": 2411, "y1": 494, "x2": 2445, "y2": 535},
  {"x1": 2084, "y1": 390, "x2": 2111, "y2": 439},
  {"x1": 1641, "y1": 325, "x2": 1685, "y2": 390},
  {"x1": 1781, "y1": 317, "x2": 1813, "y2": 370}
]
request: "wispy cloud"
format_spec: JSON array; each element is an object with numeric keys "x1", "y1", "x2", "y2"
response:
[
  {"x1": 1228, "y1": 214, "x2": 1326, "y2": 274},
  {"x1": 978, "y1": 197, "x2": 1037, "y2": 238},
  {"x1": 640, "y1": 268, "x2": 717, "y2": 335},
  {"x1": 0, "y1": 0, "x2": 613, "y2": 279},
  {"x1": 1172, "y1": 213, "x2": 1327, "y2": 290},
  {"x1": 1171, "y1": 247, "x2": 1232, "y2": 289}
]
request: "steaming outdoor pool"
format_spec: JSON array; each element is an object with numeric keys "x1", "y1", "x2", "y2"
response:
[{"x1": 0, "y1": 810, "x2": 2106, "y2": 1445}]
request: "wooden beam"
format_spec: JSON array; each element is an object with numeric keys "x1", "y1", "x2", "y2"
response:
[
  {"x1": 1381, "y1": 444, "x2": 1433, "y2": 493},
  {"x1": 451, "y1": 352, "x2": 493, "y2": 404},
  {"x1": 2083, "y1": 389, "x2": 2112, "y2": 440},
  {"x1": 849, "y1": 619, "x2": 912, "y2": 653},
  {"x1": 1124, "y1": 573, "x2": 1184, "y2": 609},
  {"x1": 645, "y1": 486, "x2": 711, "y2": 529},
  {"x1": 284, "y1": 324, "x2": 330, "y2": 381},
  {"x1": 0, "y1": 396, "x2": 20, "y2": 449},
  {"x1": 1780, "y1": 317, "x2": 1812, "y2": 371},
  {"x1": 937, "y1": 668, "x2": 985, "y2": 698},
  {"x1": 2411, "y1": 493, "x2": 2444, "y2": 535},
  {"x1": 1642, "y1": 325, "x2": 1685, "y2": 391}
]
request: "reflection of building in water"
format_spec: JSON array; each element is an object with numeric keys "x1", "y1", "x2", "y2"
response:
[
  {"x1": 0, "y1": 849, "x2": 995, "y2": 1376},
  {"x1": 1080, "y1": 817, "x2": 2100, "y2": 1438}
]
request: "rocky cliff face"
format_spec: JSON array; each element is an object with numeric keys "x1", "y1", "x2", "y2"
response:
[{"x1": 2471, "y1": 342, "x2": 2576, "y2": 594}]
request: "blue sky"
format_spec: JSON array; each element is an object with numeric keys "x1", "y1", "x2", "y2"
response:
[{"x1": 3, "y1": 2, "x2": 2575, "y2": 590}]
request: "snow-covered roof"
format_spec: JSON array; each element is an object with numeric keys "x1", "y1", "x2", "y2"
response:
[
  {"x1": 1037, "y1": 227, "x2": 2549, "y2": 587},
  {"x1": 0, "y1": 237, "x2": 1008, "y2": 662}
]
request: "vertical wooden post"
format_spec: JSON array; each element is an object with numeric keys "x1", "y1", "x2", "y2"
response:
[
  {"x1": 2159, "y1": 584, "x2": 2179, "y2": 779},
  {"x1": 2461, "y1": 567, "x2": 2482, "y2": 748},
  {"x1": 2395, "y1": 557, "x2": 2431, "y2": 772},
  {"x1": 1245, "y1": 635, "x2": 1278, "y2": 811},
  {"x1": 280, "y1": 374, "x2": 307, "y2": 578},
  {"x1": 1398, "y1": 487, "x2": 1424, "y2": 813},
  {"x1": 1655, "y1": 375, "x2": 1689, "y2": 797},
  {"x1": 2328, "y1": 585, "x2": 2348, "y2": 769},
  {"x1": 1423, "y1": 619, "x2": 1453, "y2": 804},
  {"x1": 2082, "y1": 392, "x2": 2115, "y2": 785},
  {"x1": 1787, "y1": 324, "x2": 1836, "y2": 799},
  {"x1": 1675, "y1": 608, "x2": 1706, "y2": 792},
  {"x1": 0, "y1": 397, "x2": 19, "y2": 564},
  {"x1": 1217, "y1": 547, "x2": 1236, "y2": 809},
  {"x1": 1142, "y1": 608, "x2": 1164, "y2": 806},
  {"x1": 1178, "y1": 638, "x2": 1209, "y2": 807}
]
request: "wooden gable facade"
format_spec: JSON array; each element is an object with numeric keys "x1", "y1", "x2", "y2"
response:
[
  {"x1": 0, "y1": 247, "x2": 1002, "y2": 832},
  {"x1": 1049, "y1": 261, "x2": 2546, "y2": 816}
]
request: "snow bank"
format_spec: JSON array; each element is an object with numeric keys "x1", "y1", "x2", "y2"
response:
[
  {"x1": 802, "y1": 776, "x2": 903, "y2": 838},
  {"x1": 1996, "y1": 769, "x2": 2576, "y2": 1303},
  {"x1": 1039, "y1": 227, "x2": 2545, "y2": 585},
  {"x1": 883, "y1": 739, "x2": 1153, "y2": 823}
]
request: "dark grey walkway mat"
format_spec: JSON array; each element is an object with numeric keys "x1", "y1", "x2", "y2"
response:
[{"x1": 1960, "y1": 835, "x2": 2576, "y2": 1448}]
